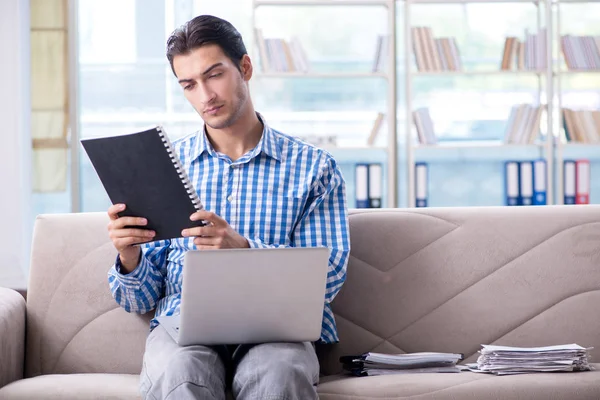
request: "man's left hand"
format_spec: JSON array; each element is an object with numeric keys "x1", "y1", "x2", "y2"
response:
[{"x1": 182, "y1": 211, "x2": 249, "y2": 249}]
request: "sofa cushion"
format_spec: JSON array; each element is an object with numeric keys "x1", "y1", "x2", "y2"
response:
[
  {"x1": 321, "y1": 206, "x2": 600, "y2": 376},
  {"x1": 0, "y1": 373, "x2": 141, "y2": 400},
  {"x1": 317, "y1": 365, "x2": 600, "y2": 399}
]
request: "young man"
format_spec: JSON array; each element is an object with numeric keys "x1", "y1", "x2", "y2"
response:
[{"x1": 106, "y1": 15, "x2": 350, "y2": 400}]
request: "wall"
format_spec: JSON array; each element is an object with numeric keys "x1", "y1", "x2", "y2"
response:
[{"x1": 0, "y1": 0, "x2": 31, "y2": 288}]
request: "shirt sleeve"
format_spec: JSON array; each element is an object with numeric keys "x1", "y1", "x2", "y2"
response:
[
  {"x1": 107, "y1": 239, "x2": 171, "y2": 314},
  {"x1": 246, "y1": 155, "x2": 351, "y2": 304}
]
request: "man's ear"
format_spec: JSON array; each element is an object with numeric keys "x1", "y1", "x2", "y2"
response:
[{"x1": 240, "y1": 54, "x2": 253, "y2": 81}]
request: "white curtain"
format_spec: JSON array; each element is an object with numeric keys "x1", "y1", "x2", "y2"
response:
[{"x1": 30, "y1": 0, "x2": 69, "y2": 192}]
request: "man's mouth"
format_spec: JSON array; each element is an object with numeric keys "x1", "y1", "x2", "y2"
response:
[{"x1": 204, "y1": 105, "x2": 223, "y2": 115}]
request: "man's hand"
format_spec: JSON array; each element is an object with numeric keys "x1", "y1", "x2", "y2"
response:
[
  {"x1": 107, "y1": 203, "x2": 155, "y2": 273},
  {"x1": 182, "y1": 210, "x2": 249, "y2": 250}
]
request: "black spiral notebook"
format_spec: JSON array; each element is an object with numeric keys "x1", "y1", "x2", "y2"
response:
[{"x1": 81, "y1": 126, "x2": 207, "y2": 242}]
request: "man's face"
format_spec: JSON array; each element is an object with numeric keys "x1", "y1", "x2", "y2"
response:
[{"x1": 173, "y1": 44, "x2": 249, "y2": 130}]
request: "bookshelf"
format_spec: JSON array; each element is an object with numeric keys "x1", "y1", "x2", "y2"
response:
[
  {"x1": 246, "y1": 0, "x2": 599, "y2": 208},
  {"x1": 554, "y1": 0, "x2": 600, "y2": 205},
  {"x1": 251, "y1": 0, "x2": 398, "y2": 207},
  {"x1": 403, "y1": 0, "x2": 555, "y2": 207}
]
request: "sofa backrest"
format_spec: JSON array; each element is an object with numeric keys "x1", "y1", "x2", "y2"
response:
[
  {"x1": 318, "y1": 205, "x2": 600, "y2": 375},
  {"x1": 25, "y1": 213, "x2": 152, "y2": 377},
  {"x1": 24, "y1": 206, "x2": 600, "y2": 377}
]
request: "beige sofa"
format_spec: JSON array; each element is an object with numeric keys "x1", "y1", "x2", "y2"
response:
[{"x1": 1, "y1": 205, "x2": 599, "y2": 399}]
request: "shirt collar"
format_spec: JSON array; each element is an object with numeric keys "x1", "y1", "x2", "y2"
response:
[{"x1": 190, "y1": 112, "x2": 282, "y2": 163}]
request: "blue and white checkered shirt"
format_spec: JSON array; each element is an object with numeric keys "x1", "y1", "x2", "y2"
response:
[{"x1": 108, "y1": 115, "x2": 350, "y2": 343}]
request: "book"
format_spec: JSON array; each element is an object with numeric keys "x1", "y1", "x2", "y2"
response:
[
  {"x1": 340, "y1": 351, "x2": 464, "y2": 377},
  {"x1": 81, "y1": 126, "x2": 206, "y2": 242}
]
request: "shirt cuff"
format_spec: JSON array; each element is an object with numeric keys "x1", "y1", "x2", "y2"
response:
[
  {"x1": 246, "y1": 238, "x2": 271, "y2": 249},
  {"x1": 109, "y1": 253, "x2": 150, "y2": 288}
]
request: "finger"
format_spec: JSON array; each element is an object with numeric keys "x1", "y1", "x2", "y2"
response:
[
  {"x1": 107, "y1": 203, "x2": 126, "y2": 220},
  {"x1": 114, "y1": 237, "x2": 151, "y2": 248},
  {"x1": 112, "y1": 217, "x2": 148, "y2": 229},
  {"x1": 195, "y1": 245, "x2": 218, "y2": 250},
  {"x1": 194, "y1": 243, "x2": 219, "y2": 250},
  {"x1": 190, "y1": 210, "x2": 223, "y2": 226},
  {"x1": 110, "y1": 228, "x2": 155, "y2": 239},
  {"x1": 182, "y1": 225, "x2": 216, "y2": 238},
  {"x1": 193, "y1": 236, "x2": 222, "y2": 247}
]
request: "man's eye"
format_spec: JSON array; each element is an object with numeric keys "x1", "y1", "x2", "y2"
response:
[
  {"x1": 209, "y1": 73, "x2": 222, "y2": 79},
  {"x1": 184, "y1": 84, "x2": 194, "y2": 90}
]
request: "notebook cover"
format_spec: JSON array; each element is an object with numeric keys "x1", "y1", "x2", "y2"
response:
[{"x1": 81, "y1": 127, "x2": 205, "y2": 242}]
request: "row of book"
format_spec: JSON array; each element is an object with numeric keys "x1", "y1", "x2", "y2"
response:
[
  {"x1": 563, "y1": 108, "x2": 600, "y2": 143},
  {"x1": 356, "y1": 159, "x2": 590, "y2": 208},
  {"x1": 504, "y1": 159, "x2": 591, "y2": 206},
  {"x1": 253, "y1": 30, "x2": 598, "y2": 74},
  {"x1": 563, "y1": 159, "x2": 591, "y2": 205},
  {"x1": 254, "y1": 28, "x2": 310, "y2": 73},
  {"x1": 254, "y1": 29, "x2": 389, "y2": 74},
  {"x1": 413, "y1": 104, "x2": 544, "y2": 146},
  {"x1": 411, "y1": 27, "x2": 462, "y2": 72},
  {"x1": 500, "y1": 29, "x2": 548, "y2": 71},
  {"x1": 561, "y1": 35, "x2": 600, "y2": 71},
  {"x1": 504, "y1": 160, "x2": 548, "y2": 206},
  {"x1": 414, "y1": 105, "x2": 600, "y2": 146},
  {"x1": 504, "y1": 104, "x2": 544, "y2": 145},
  {"x1": 355, "y1": 163, "x2": 383, "y2": 208}
]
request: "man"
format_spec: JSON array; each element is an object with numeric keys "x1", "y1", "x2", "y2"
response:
[{"x1": 106, "y1": 14, "x2": 350, "y2": 400}]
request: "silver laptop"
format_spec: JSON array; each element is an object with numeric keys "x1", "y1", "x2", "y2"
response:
[{"x1": 155, "y1": 247, "x2": 329, "y2": 346}]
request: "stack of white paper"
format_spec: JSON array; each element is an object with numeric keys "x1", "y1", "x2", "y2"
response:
[
  {"x1": 341, "y1": 352, "x2": 464, "y2": 376},
  {"x1": 469, "y1": 344, "x2": 594, "y2": 375}
]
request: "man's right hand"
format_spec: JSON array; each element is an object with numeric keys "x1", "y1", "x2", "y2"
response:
[{"x1": 107, "y1": 203, "x2": 155, "y2": 273}]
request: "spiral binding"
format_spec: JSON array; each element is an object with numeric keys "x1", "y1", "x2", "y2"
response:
[{"x1": 156, "y1": 126, "x2": 204, "y2": 212}]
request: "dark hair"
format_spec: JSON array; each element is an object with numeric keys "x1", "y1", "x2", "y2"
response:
[{"x1": 166, "y1": 15, "x2": 248, "y2": 76}]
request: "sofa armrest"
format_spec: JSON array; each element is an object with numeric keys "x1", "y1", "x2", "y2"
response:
[{"x1": 0, "y1": 287, "x2": 26, "y2": 388}]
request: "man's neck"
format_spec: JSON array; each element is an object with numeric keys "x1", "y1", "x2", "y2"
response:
[{"x1": 205, "y1": 109, "x2": 263, "y2": 162}]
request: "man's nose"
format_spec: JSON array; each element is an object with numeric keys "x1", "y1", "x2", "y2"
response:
[{"x1": 197, "y1": 83, "x2": 215, "y2": 104}]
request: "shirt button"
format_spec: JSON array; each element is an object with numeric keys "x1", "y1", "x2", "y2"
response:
[{"x1": 227, "y1": 195, "x2": 233, "y2": 202}]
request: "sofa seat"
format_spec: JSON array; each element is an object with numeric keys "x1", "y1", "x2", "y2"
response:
[
  {"x1": 0, "y1": 374, "x2": 141, "y2": 400},
  {"x1": 317, "y1": 365, "x2": 600, "y2": 400},
  {"x1": 2, "y1": 368, "x2": 599, "y2": 400}
]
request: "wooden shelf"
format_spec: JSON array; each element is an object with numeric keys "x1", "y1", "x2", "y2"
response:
[
  {"x1": 413, "y1": 141, "x2": 546, "y2": 149},
  {"x1": 411, "y1": 0, "x2": 540, "y2": 4},
  {"x1": 553, "y1": 0, "x2": 600, "y2": 4},
  {"x1": 559, "y1": 69, "x2": 600, "y2": 74},
  {"x1": 411, "y1": 70, "x2": 547, "y2": 76},
  {"x1": 558, "y1": 142, "x2": 600, "y2": 146},
  {"x1": 255, "y1": 71, "x2": 388, "y2": 79}
]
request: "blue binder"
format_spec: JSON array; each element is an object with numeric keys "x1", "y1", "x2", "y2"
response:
[
  {"x1": 415, "y1": 162, "x2": 428, "y2": 207},
  {"x1": 504, "y1": 161, "x2": 520, "y2": 206},
  {"x1": 563, "y1": 160, "x2": 576, "y2": 204},
  {"x1": 355, "y1": 163, "x2": 370, "y2": 208},
  {"x1": 368, "y1": 163, "x2": 383, "y2": 208},
  {"x1": 532, "y1": 159, "x2": 547, "y2": 205},
  {"x1": 519, "y1": 161, "x2": 534, "y2": 206}
]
